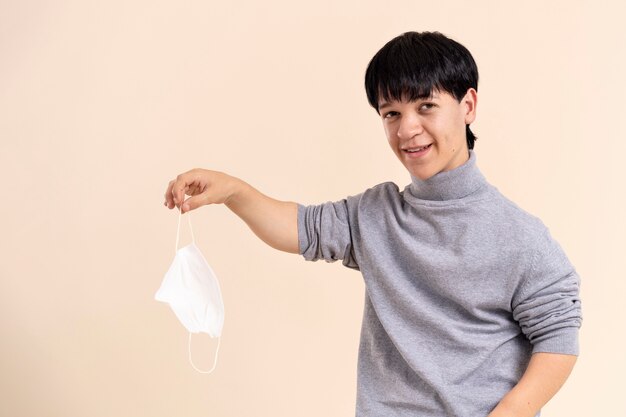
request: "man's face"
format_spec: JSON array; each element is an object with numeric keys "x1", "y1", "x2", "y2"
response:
[{"x1": 379, "y1": 88, "x2": 477, "y2": 181}]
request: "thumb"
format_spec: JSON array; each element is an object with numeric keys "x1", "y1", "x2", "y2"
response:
[{"x1": 181, "y1": 194, "x2": 207, "y2": 213}]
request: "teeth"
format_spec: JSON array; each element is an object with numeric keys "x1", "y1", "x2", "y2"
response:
[{"x1": 407, "y1": 144, "x2": 429, "y2": 152}]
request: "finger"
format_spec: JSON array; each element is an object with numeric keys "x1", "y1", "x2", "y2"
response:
[
  {"x1": 180, "y1": 194, "x2": 208, "y2": 213},
  {"x1": 171, "y1": 174, "x2": 193, "y2": 208},
  {"x1": 187, "y1": 182, "x2": 202, "y2": 196},
  {"x1": 164, "y1": 180, "x2": 176, "y2": 209}
]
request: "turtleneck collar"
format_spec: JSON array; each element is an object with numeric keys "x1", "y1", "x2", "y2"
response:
[{"x1": 404, "y1": 149, "x2": 488, "y2": 202}]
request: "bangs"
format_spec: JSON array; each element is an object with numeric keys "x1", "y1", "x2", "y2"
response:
[
  {"x1": 365, "y1": 31, "x2": 478, "y2": 113},
  {"x1": 374, "y1": 66, "x2": 444, "y2": 107}
]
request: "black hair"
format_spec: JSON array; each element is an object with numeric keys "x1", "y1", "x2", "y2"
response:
[{"x1": 365, "y1": 31, "x2": 479, "y2": 149}]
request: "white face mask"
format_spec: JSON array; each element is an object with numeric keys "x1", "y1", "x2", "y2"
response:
[{"x1": 155, "y1": 206, "x2": 224, "y2": 374}]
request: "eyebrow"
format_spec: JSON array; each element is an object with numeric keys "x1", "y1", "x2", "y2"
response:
[{"x1": 378, "y1": 95, "x2": 439, "y2": 110}]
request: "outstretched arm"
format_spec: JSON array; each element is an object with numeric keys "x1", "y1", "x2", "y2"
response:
[
  {"x1": 224, "y1": 179, "x2": 299, "y2": 254},
  {"x1": 165, "y1": 169, "x2": 299, "y2": 254},
  {"x1": 487, "y1": 352, "x2": 577, "y2": 417}
]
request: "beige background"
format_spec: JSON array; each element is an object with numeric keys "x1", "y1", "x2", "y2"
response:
[{"x1": 1, "y1": 0, "x2": 624, "y2": 416}]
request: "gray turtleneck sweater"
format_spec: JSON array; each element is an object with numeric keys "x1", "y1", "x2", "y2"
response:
[{"x1": 297, "y1": 149, "x2": 582, "y2": 417}]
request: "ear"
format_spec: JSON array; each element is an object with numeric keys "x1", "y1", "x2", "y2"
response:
[{"x1": 462, "y1": 88, "x2": 477, "y2": 124}]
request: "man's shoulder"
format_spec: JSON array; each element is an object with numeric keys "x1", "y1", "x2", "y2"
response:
[
  {"x1": 486, "y1": 185, "x2": 551, "y2": 240},
  {"x1": 339, "y1": 181, "x2": 404, "y2": 217},
  {"x1": 348, "y1": 181, "x2": 402, "y2": 203}
]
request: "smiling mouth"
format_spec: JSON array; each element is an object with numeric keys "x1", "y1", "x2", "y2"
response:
[{"x1": 404, "y1": 143, "x2": 432, "y2": 153}]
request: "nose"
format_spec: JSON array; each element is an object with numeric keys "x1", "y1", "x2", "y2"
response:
[{"x1": 396, "y1": 113, "x2": 423, "y2": 141}]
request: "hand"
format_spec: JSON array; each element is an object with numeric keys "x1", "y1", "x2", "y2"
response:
[{"x1": 163, "y1": 168, "x2": 241, "y2": 213}]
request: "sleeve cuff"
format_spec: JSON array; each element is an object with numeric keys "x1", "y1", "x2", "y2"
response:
[
  {"x1": 531, "y1": 328, "x2": 580, "y2": 356},
  {"x1": 297, "y1": 203, "x2": 308, "y2": 257}
]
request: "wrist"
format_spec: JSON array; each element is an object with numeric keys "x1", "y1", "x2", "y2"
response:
[{"x1": 224, "y1": 176, "x2": 248, "y2": 207}]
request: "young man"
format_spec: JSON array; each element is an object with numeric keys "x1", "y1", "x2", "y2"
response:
[{"x1": 164, "y1": 31, "x2": 582, "y2": 417}]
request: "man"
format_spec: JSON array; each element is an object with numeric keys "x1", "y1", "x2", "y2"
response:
[{"x1": 164, "y1": 31, "x2": 582, "y2": 417}]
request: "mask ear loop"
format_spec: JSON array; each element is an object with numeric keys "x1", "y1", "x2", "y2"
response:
[
  {"x1": 175, "y1": 202, "x2": 222, "y2": 374},
  {"x1": 188, "y1": 332, "x2": 221, "y2": 374},
  {"x1": 175, "y1": 202, "x2": 196, "y2": 252}
]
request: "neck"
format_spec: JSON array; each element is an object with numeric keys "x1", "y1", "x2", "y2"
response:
[{"x1": 406, "y1": 149, "x2": 487, "y2": 201}]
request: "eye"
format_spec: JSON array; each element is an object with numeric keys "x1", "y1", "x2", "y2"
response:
[
  {"x1": 383, "y1": 111, "x2": 399, "y2": 119},
  {"x1": 420, "y1": 103, "x2": 435, "y2": 111}
]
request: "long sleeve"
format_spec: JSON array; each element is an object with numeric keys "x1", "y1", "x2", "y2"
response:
[
  {"x1": 291, "y1": 151, "x2": 585, "y2": 416},
  {"x1": 512, "y1": 227, "x2": 583, "y2": 355},
  {"x1": 297, "y1": 200, "x2": 360, "y2": 270}
]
